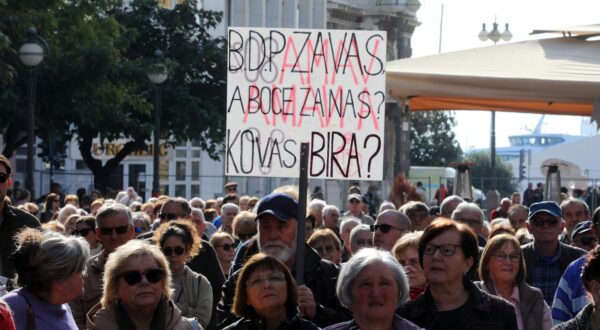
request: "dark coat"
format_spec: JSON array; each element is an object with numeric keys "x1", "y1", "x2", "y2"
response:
[
  {"x1": 0, "y1": 205, "x2": 40, "y2": 280},
  {"x1": 217, "y1": 237, "x2": 351, "y2": 329},
  {"x1": 475, "y1": 280, "x2": 546, "y2": 330},
  {"x1": 552, "y1": 303, "x2": 593, "y2": 330},
  {"x1": 222, "y1": 313, "x2": 320, "y2": 330},
  {"x1": 521, "y1": 242, "x2": 586, "y2": 285},
  {"x1": 396, "y1": 280, "x2": 519, "y2": 330}
]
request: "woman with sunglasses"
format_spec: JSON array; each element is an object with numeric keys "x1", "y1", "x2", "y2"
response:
[
  {"x1": 397, "y1": 219, "x2": 518, "y2": 329},
  {"x1": 40, "y1": 193, "x2": 61, "y2": 223},
  {"x1": 154, "y1": 220, "x2": 212, "y2": 328},
  {"x1": 3, "y1": 228, "x2": 89, "y2": 330},
  {"x1": 75, "y1": 215, "x2": 102, "y2": 257},
  {"x1": 87, "y1": 240, "x2": 195, "y2": 330},
  {"x1": 210, "y1": 232, "x2": 237, "y2": 279},
  {"x1": 307, "y1": 228, "x2": 343, "y2": 265},
  {"x1": 232, "y1": 211, "x2": 257, "y2": 244},
  {"x1": 224, "y1": 253, "x2": 319, "y2": 330},
  {"x1": 476, "y1": 233, "x2": 552, "y2": 330}
]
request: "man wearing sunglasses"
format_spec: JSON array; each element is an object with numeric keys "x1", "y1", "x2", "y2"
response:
[
  {"x1": 522, "y1": 201, "x2": 586, "y2": 306},
  {"x1": 0, "y1": 155, "x2": 40, "y2": 282},
  {"x1": 552, "y1": 207, "x2": 600, "y2": 325},
  {"x1": 217, "y1": 192, "x2": 352, "y2": 328},
  {"x1": 343, "y1": 194, "x2": 374, "y2": 225},
  {"x1": 372, "y1": 209, "x2": 410, "y2": 251},
  {"x1": 70, "y1": 202, "x2": 135, "y2": 328}
]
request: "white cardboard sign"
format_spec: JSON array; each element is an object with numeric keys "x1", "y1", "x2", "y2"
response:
[{"x1": 226, "y1": 27, "x2": 386, "y2": 180}]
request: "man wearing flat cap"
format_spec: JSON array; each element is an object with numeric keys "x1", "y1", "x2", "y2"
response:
[
  {"x1": 522, "y1": 201, "x2": 586, "y2": 305},
  {"x1": 216, "y1": 193, "x2": 351, "y2": 328}
]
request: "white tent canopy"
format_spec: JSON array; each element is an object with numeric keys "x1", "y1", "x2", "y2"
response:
[{"x1": 386, "y1": 35, "x2": 600, "y2": 124}]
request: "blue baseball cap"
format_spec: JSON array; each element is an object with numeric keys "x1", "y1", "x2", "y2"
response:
[
  {"x1": 572, "y1": 220, "x2": 593, "y2": 241},
  {"x1": 528, "y1": 201, "x2": 562, "y2": 220},
  {"x1": 256, "y1": 193, "x2": 299, "y2": 221}
]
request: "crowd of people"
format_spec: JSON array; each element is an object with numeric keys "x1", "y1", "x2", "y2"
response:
[{"x1": 2, "y1": 153, "x2": 600, "y2": 329}]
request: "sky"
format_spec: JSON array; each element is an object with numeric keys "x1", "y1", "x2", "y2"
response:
[{"x1": 409, "y1": 0, "x2": 600, "y2": 151}]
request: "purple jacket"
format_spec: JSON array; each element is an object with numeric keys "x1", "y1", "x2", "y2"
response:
[{"x1": 324, "y1": 314, "x2": 424, "y2": 330}]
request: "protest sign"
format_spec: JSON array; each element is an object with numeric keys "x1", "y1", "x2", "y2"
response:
[{"x1": 226, "y1": 27, "x2": 386, "y2": 180}]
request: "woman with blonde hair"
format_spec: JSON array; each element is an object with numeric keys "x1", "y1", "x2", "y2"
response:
[
  {"x1": 392, "y1": 232, "x2": 427, "y2": 300},
  {"x1": 86, "y1": 240, "x2": 194, "y2": 329}
]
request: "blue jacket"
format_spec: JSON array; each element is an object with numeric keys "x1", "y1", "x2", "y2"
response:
[{"x1": 551, "y1": 256, "x2": 590, "y2": 325}]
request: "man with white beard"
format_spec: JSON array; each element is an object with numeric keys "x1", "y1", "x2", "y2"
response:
[{"x1": 216, "y1": 193, "x2": 351, "y2": 329}]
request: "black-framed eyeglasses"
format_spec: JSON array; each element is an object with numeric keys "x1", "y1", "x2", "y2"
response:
[
  {"x1": 423, "y1": 243, "x2": 461, "y2": 256},
  {"x1": 158, "y1": 213, "x2": 179, "y2": 221},
  {"x1": 575, "y1": 236, "x2": 598, "y2": 246},
  {"x1": 370, "y1": 224, "x2": 406, "y2": 234},
  {"x1": 121, "y1": 268, "x2": 164, "y2": 286},
  {"x1": 162, "y1": 246, "x2": 185, "y2": 257},
  {"x1": 99, "y1": 225, "x2": 129, "y2": 236},
  {"x1": 72, "y1": 228, "x2": 93, "y2": 237},
  {"x1": 237, "y1": 232, "x2": 256, "y2": 240},
  {"x1": 493, "y1": 253, "x2": 520, "y2": 263},
  {"x1": 217, "y1": 243, "x2": 237, "y2": 251},
  {"x1": 0, "y1": 173, "x2": 8, "y2": 184}
]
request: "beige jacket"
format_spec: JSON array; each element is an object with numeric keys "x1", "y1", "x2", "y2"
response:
[
  {"x1": 70, "y1": 252, "x2": 106, "y2": 329},
  {"x1": 86, "y1": 300, "x2": 194, "y2": 330}
]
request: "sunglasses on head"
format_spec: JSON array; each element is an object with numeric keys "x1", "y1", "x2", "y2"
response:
[
  {"x1": 159, "y1": 213, "x2": 179, "y2": 221},
  {"x1": 217, "y1": 243, "x2": 237, "y2": 251},
  {"x1": 121, "y1": 268, "x2": 164, "y2": 286},
  {"x1": 99, "y1": 225, "x2": 129, "y2": 236},
  {"x1": 162, "y1": 246, "x2": 185, "y2": 257},
  {"x1": 0, "y1": 173, "x2": 8, "y2": 184},
  {"x1": 237, "y1": 232, "x2": 256, "y2": 240},
  {"x1": 72, "y1": 228, "x2": 92, "y2": 237}
]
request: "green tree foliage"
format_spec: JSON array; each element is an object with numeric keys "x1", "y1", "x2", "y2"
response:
[
  {"x1": 410, "y1": 110, "x2": 462, "y2": 166},
  {"x1": 463, "y1": 151, "x2": 516, "y2": 196},
  {"x1": 0, "y1": 0, "x2": 226, "y2": 192}
]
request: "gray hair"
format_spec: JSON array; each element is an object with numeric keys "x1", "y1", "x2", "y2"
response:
[
  {"x1": 451, "y1": 202, "x2": 484, "y2": 221},
  {"x1": 96, "y1": 202, "x2": 133, "y2": 228},
  {"x1": 191, "y1": 207, "x2": 205, "y2": 223},
  {"x1": 349, "y1": 224, "x2": 371, "y2": 244},
  {"x1": 132, "y1": 212, "x2": 151, "y2": 232},
  {"x1": 13, "y1": 228, "x2": 90, "y2": 295},
  {"x1": 378, "y1": 201, "x2": 397, "y2": 214},
  {"x1": 58, "y1": 204, "x2": 78, "y2": 223},
  {"x1": 221, "y1": 203, "x2": 240, "y2": 213},
  {"x1": 399, "y1": 201, "x2": 429, "y2": 215},
  {"x1": 340, "y1": 217, "x2": 361, "y2": 233},
  {"x1": 376, "y1": 210, "x2": 411, "y2": 231},
  {"x1": 308, "y1": 199, "x2": 327, "y2": 213},
  {"x1": 560, "y1": 198, "x2": 590, "y2": 216},
  {"x1": 322, "y1": 205, "x2": 340, "y2": 219},
  {"x1": 336, "y1": 247, "x2": 409, "y2": 308},
  {"x1": 189, "y1": 197, "x2": 205, "y2": 210},
  {"x1": 440, "y1": 195, "x2": 465, "y2": 217}
]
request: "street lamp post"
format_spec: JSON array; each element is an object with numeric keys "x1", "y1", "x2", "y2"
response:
[
  {"x1": 147, "y1": 49, "x2": 168, "y2": 197},
  {"x1": 18, "y1": 27, "x2": 48, "y2": 199},
  {"x1": 478, "y1": 21, "x2": 512, "y2": 191}
]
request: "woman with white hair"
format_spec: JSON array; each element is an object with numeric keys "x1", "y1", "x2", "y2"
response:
[{"x1": 325, "y1": 248, "x2": 423, "y2": 330}]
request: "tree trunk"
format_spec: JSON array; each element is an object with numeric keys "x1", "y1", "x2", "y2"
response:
[{"x1": 78, "y1": 131, "x2": 146, "y2": 195}]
